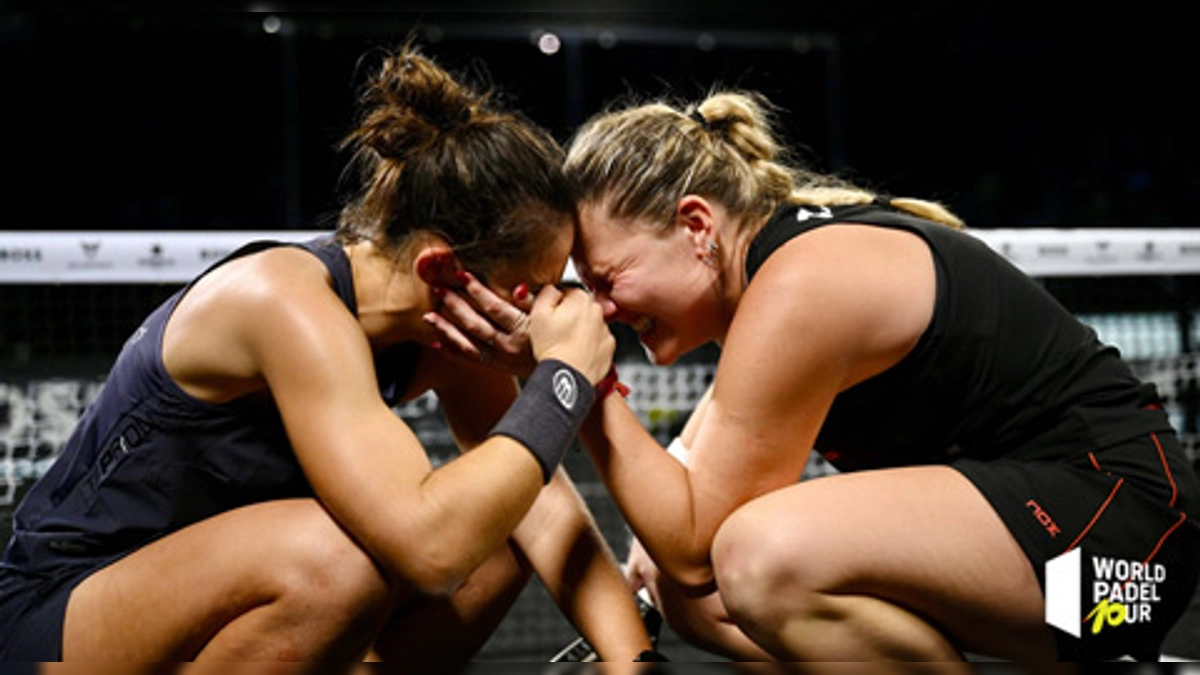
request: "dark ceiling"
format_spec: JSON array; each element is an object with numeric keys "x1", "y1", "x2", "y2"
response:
[{"x1": 1, "y1": 7, "x2": 1194, "y2": 230}]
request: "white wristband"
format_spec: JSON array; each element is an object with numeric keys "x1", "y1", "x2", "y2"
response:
[{"x1": 666, "y1": 436, "x2": 691, "y2": 466}]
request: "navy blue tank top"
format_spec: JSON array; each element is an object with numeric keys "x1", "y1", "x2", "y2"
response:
[
  {"x1": 746, "y1": 203, "x2": 1171, "y2": 471},
  {"x1": 2, "y1": 236, "x2": 421, "y2": 573}
]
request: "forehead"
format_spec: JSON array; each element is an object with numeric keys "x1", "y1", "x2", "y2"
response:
[
  {"x1": 574, "y1": 201, "x2": 654, "y2": 276},
  {"x1": 529, "y1": 223, "x2": 574, "y2": 284},
  {"x1": 490, "y1": 218, "x2": 574, "y2": 289}
]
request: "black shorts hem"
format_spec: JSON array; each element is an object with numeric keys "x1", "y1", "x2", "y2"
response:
[{"x1": 0, "y1": 563, "x2": 104, "y2": 660}]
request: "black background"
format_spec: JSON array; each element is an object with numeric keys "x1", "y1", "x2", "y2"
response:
[
  {"x1": 2, "y1": 3, "x2": 1200, "y2": 660},
  {"x1": 2, "y1": 4, "x2": 1196, "y2": 233}
]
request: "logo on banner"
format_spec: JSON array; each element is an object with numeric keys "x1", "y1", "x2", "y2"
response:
[
  {"x1": 0, "y1": 247, "x2": 41, "y2": 263},
  {"x1": 1085, "y1": 240, "x2": 1118, "y2": 266},
  {"x1": 1137, "y1": 241, "x2": 1161, "y2": 262},
  {"x1": 199, "y1": 247, "x2": 230, "y2": 262},
  {"x1": 69, "y1": 240, "x2": 113, "y2": 270},
  {"x1": 1000, "y1": 242, "x2": 1017, "y2": 261},
  {"x1": 1037, "y1": 244, "x2": 1069, "y2": 258},
  {"x1": 1045, "y1": 548, "x2": 1166, "y2": 638},
  {"x1": 137, "y1": 243, "x2": 175, "y2": 269}
]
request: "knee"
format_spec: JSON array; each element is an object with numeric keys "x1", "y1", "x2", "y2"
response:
[
  {"x1": 712, "y1": 503, "x2": 822, "y2": 630},
  {"x1": 268, "y1": 501, "x2": 393, "y2": 618}
]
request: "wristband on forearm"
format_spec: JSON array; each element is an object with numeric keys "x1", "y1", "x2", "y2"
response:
[{"x1": 490, "y1": 359, "x2": 596, "y2": 483}]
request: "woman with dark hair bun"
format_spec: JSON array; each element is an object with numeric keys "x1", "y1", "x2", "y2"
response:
[{"x1": 0, "y1": 46, "x2": 655, "y2": 664}]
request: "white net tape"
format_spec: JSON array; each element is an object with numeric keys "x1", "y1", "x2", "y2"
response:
[{"x1": 5, "y1": 227, "x2": 1200, "y2": 285}]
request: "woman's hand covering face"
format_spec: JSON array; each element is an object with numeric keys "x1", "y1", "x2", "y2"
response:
[{"x1": 424, "y1": 271, "x2": 537, "y2": 377}]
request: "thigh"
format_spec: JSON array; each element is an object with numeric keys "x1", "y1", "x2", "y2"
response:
[
  {"x1": 713, "y1": 466, "x2": 1057, "y2": 660},
  {"x1": 63, "y1": 498, "x2": 387, "y2": 660}
]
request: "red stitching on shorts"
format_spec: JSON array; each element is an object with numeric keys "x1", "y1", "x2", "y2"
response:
[
  {"x1": 1144, "y1": 512, "x2": 1188, "y2": 566},
  {"x1": 1150, "y1": 432, "x2": 1179, "y2": 508},
  {"x1": 1103, "y1": 512, "x2": 1188, "y2": 604},
  {"x1": 1066, "y1": 477, "x2": 1124, "y2": 553}
]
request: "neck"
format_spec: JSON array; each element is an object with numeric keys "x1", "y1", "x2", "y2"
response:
[
  {"x1": 346, "y1": 241, "x2": 435, "y2": 350},
  {"x1": 710, "y1": 215, "x2": 767, "y2": 347}
]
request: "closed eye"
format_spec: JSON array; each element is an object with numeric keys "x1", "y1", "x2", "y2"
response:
[{"x1": 583, "y1": 273, "x2": 611, "y2": 296}]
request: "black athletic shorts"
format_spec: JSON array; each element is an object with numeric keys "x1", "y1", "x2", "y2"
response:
[
  {"x1": 953, "y1": 429, "x2": 1200, "y2": 661},
  {"x1": 0, "y1": 561, "x2": 105, "y2": 660}
]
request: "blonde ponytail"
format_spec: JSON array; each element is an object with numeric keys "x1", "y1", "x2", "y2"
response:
[
  {"x1": 886, "y1": 197, "x2": 965, "y2": 229},
  {"x1": 566, "y1": 88, "x2": 966, "y2": 234}
]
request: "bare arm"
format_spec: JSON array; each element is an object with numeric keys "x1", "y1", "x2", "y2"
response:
[
  {"x1": 245, "y1": 259, "x2": 611, "y2": 595},
  {"x1": 583, "y1": 225, "x2": 936, "y2": 590},
  {"x1": 434, "y1": 334, "x2": 652, "y2": 660},
  {"x1": 424, "y1": 226, "x2": 934, "y2": 592},
  {"x1": 512, "y1": 471, "x2": 653, "y2": 660},
  {"x1": 426, "y1": 261, "x2": 833, "y2": 590}
]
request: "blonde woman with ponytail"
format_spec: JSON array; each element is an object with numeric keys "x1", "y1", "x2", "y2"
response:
[
  {"x1": 434, "y1": 88, "x2": 1200, "y2": 662},
  {"x1": 0, "y1": 46, "x2": 659, "y2": 664}
]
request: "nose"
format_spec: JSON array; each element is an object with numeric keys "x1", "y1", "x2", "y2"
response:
[{"x1": 593, "y1": 291, "x2": 620, "y2": 322}]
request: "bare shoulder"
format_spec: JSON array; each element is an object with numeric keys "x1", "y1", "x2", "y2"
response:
[
  {"x1": 164, "y1": 245, "x2": 359, "y2": 401},
  {"x1": 234, "y1": 246, "x2": 364, "y2": 361},
  {"x1": 729, "y1": 223, "x2": 937, "y2": 389}
]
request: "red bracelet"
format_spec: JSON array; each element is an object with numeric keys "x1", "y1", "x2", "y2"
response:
[{"x1": 595, "y1": 365, "x2": 631, "y2": 399}]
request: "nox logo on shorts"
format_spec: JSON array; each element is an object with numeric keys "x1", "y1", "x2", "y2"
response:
[
  {"x1": 552, "y1": 369, "x2": 578, "y2": 410},
  {"x1": 1026, "y1": 499, "x2": 1061, "y2": 538},
  {"x1": 1045, "y1": 548, "x2": 1167, "y2": 638}
]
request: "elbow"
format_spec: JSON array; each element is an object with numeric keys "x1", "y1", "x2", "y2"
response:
[
  {"x1": 385, "y1": 547, "x2": 469, "y2": 597},
  {"x1": 672, "y1": 566, "x2": 719, "y2": 597},
  {"x1": 661, "y1": 554, "x2": 719, "y2": 596}
]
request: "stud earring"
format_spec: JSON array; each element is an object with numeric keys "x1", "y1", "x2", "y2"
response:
[{"x1": 703, "y1": 240, "x2": 720, "y2": 268}]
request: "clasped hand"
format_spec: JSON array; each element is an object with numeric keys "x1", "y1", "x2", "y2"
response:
[{"x1": 425, "y1": 272, "x2": 613, "y2": 384}]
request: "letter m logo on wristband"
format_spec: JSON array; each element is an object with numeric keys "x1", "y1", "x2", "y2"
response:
[{"x1": 552, "y1": 369, "x2": 579, "y2": 410}]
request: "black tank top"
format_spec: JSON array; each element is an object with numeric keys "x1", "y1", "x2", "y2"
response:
[
  {"x1": 746, "y1": 203, "x2": 1170, "y2": 471},
  {"x1": 2, "y1": 236, "x2": 421, "y2": 573}
]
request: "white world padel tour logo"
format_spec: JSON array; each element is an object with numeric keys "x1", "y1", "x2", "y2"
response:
[{"x1": 1045, "y1": 548, "x2": 1167, "y2": 638}]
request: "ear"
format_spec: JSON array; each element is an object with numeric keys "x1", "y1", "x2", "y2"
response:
[
  {"x1": 414, "y1": 245, "x2": 464, "y2": 288},
  {"x1": 675, "y1": 195, "x2": 716, "y2": 259}
]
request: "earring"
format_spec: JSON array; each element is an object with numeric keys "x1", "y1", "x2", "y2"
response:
[{"x1": 703, "y1": 240, "x2": 720, "y2": 268}]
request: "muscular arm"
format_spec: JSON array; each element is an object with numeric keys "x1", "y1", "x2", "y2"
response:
[
  {"x1": 513, "y1": 471, "x2": 652, "y2": 660},
  {"x1": 582, "y1": 225, "x2": 936, "y2": 590},
  {"x1": 247, "y1": 259, "x2": 548, "y2": 595},
  {"x1": 436, "y1": 361, "x2": 652, "y2": 660}
]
